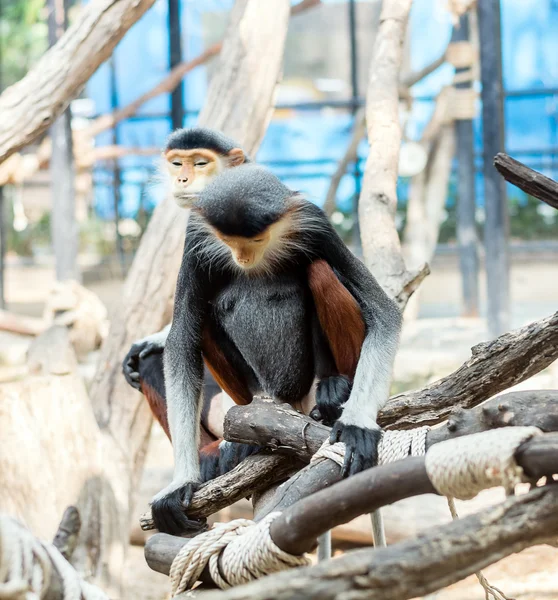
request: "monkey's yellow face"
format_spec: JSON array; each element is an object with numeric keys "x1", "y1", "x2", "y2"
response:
[
  {"x1": 165, "y1": 147, "x2": 245, "y2": 208},
  {"x1": 215, "y1": 230, "x2": 271, "y2": 269},
  {"x1": 212, "y1": 216, "x2": 293, "y2": 272}
]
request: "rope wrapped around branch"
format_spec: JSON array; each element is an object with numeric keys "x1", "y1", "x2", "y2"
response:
[
  {"x1": 0, "y1": 515, "x2": 107, "y2": 600},
  {"x1": 169, "y1": 512, "x2": 309, "y2": 596}
]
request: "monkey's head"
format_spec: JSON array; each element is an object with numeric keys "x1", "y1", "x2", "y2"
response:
[
  {"x1": 195, "y1": 165, "x2": 297, "y2": 272},
  {"x1": 164, "y1": 128, "x2": 249, "y2": 209}
]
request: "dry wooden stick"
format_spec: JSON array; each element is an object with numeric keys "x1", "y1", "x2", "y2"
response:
[
  {"x1": 383, "y1": 309, "x2": 558, "y2": 429},
  {"x1": 193, "y1": 484, "x2": 558, "y2": 600},
  {"x1": 139, "y1": 453, "x2": 300, "y2": 531},
  {"x1": 145, "y1": 434, "x2": 558, "y2": 574},
  {"x1": 494, "y1": 152, "x2": 558, "y2": 210},
  {"x1": 141, "y1": 309, "x2": 558, "y2": 530},
  {"x1": 238, "y1": 390, "x2": 558, "y2": 520},
  {"x1": 358, "y1": 0, "x2": 419, "y2": 302}
]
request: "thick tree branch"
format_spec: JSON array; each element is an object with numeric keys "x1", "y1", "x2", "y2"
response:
[
  {"x1": 140, "y1": 389, "x2": 558, "y2": 532},
  {"x1": 145, "y1": 435, "x2": 558, "y2": 580},
  {"x1": 383, "y1": 310, "x2": 558, "y2": 429},
  {"x1": 494, "y1": 152, "x2": 558, "y2": 210},
  {"x1": 0, "y1": 0, "x2": 157, "y2": 164},
  {"x1": 140, "y1": 308, "x2": 558, "y2": 531},
  {"x1": 139, "y1": 453, "x2": 300, "y2": 530},
  {"x1": 193, "y1": 485, "x2": 558, "y2": 600}
]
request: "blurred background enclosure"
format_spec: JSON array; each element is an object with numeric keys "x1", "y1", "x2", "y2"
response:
[{"x1": 1, "y1": 0, "x2": 557, "y2": 275}]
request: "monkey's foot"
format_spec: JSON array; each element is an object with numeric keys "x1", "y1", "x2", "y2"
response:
[
  {"x1": 310, "y1": 375, "x2": 352, "y2": 426},
  {"x1": 122, "y1": 339, "x2": 165, "y2": 389},
  {"x1": 329, "y1": 422, "x2": 382, "y2": 477},
  {"x1": 151, "y1": 483, "x2": 207, "y2": 536}
]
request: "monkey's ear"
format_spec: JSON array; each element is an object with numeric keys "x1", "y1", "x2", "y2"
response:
[{"x1": 227, "y1": 148, "x2": 245, "y2": 166}]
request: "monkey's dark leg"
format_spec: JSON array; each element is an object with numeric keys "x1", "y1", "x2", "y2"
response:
[
  {"x1": 308, "y1": 310, "x2": 351, "y2": 426},
  {"x1": 308, "y1": 259, "x2": 365, "y2": 379},
  {"x1": 138, "y1": 352, "x2": 170, "y2": 438}
]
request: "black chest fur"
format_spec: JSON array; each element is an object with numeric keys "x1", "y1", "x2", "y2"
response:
[{"x1": 208, "y1": 270, "x2": 316, "y2": 402}]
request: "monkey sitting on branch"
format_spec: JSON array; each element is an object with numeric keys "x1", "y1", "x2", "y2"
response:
[
  {"x1": 150, "y1": 164, "x2": 402, "y2": 535},
  {"x1": 122, "y1": 128, "x2": 356, "y2": 480}
]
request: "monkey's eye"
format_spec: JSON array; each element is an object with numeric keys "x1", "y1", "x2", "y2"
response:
[
  {"x1": 251, "y1": 239, "x2": 264, "y2": 244},
  {"x1": 171, "y1": 161, "x2": 182, "y2": 167},
  {"x1": 194, "y1": 161, "x2": 208, "y2": 167}
]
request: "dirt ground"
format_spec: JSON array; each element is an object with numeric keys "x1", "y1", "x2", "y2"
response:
[{"x1": 2, "y1": 251, "x2": 558, "y2": 599}]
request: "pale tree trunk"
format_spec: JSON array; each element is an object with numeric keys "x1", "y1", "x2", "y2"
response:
[
  {"x1": 0, "y1": 0, "x2": 158, "y2": 165},
  {"x1": 358, "y1": 0, "x2": 424, "y2": 304},
  {"x1": 403, "y1": 125, "x2": 456, "y2": 319},
  {"x1": 0, "y1": 0, "x2": 290, "y2": 595},
  {"x1": 85, "y1": 0, "x2": 291, "y2": 592}
]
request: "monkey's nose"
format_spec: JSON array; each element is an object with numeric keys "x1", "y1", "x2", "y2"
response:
[{"x1": 178, "y1": 176, "x2": 189, "y2": 183}]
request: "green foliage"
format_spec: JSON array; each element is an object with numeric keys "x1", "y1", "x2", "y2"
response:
[{"x1": 0, "y1": 0, "x2": 48, "y2": 88}]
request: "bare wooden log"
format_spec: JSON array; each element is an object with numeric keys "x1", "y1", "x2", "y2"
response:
[
  {"x1": 358, "y1": 0, "x2": 421, "y2": 302},
  {"x1": 383, "y1": 310, "x2": 558, "y2": 429},
  {"x1": 229, "y1": 390, "x2": 558, "y2": 520},
  {"x1": 139, "y1": 453, "x2": 300, "y2": 531},
  {"x1": 0, "y1": 0, "x2": 158, "y2": 164},
  {"x1": 145, "y1": 435, "x2": 558, "y2": 578},
  {"x1": 226, "y1": 391, "x2": 558, "y2": 464},
  {"x1": 268, "y1": 433, "x2": 558, "y2": 555},
  {"x1": 141, "y1": 389, "x2": 558, "y2": 533},
  {"x1": 193, "y1": 485, "x2": 558, "y2": 600},
  {"x1": 494, "y1": 152, "x2": 558, "y2": 210}
]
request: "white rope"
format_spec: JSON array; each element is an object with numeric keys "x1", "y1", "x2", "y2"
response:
[
  {"x1": 311, "y1": 427, "x2": 430, "y2": 549},
  {"x1": 426, "y1": 426, "x2": 542, "y2": 600},
  {"x1": 0, "y1": 515, "x2": 108, "y2": 600},
  {"x1": 311, "y1": 426, "x2": 431, "y2": 468},
  {"x1": 169, "y1": 512, "x2": 310, "y2": 595},
  {"x1": 311, "y1": 426, "x2": 540, "y2": 600},
  {"x1": 425, "y1": 426, "x2": 542, "y2": 499}
]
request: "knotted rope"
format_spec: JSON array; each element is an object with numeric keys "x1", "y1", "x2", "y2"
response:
[
  {"x1": 0, "y1": 515, "x2": 107, "y2": 600},
  {"x1": 311, "y1": 426, "x2": 431, "y2": 467},
  {"x1": 425, "y1": 426, "x2": 542, "y2": 499},
  {"x1": 169, "y1": 512, "x2": 310, "y2": 595},
  {"x1": 313, "y1": 426, "x2": 542, "y2": 600}
]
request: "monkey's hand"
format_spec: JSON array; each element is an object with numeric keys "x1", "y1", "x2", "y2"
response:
[
  {"x1": 310, "y1": 375, "x2": 351, "y2": 426},
  {"x1": 151, "y1": 481, "x2": 207, "y2": 536},
  {"x1": 329, "y1": 416, "x2": 382, "y2": 477},
  {"x1": 122, "y1": 332, "x2": 167, "y2": 390}
]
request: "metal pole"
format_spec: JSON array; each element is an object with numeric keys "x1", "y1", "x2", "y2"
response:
[
  {"x1": 348, "y1": 0, "x2": 362, "y2": 254},
  {"x1": 168, "y1": 0, "x2": 184, "y2": 130},
  {"x1": 478, "y1": 0, "x2": 509, "y2": 337},
  {"x1": 48, "y1": 0, "x2": 79, "y2": 282},
  {"x1": 109, "y1": 57, "x2": 126, "y2": 276},
  {"x1": 453, "y1": 13, "x2": 480, "y2": 317}
]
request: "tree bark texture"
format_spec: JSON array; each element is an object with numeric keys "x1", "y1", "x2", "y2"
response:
[
  {"x1": 85, "y1": 0, "x2": 291, "y2": 590},
  {"x1": 494, "y1": 152, "x2": 558, "y2": 210},
  {"x1": 382, "y1": 309, "x2": 558, "y2": 429},
  {"x1": 0, "y1": 0, "x2": 158, "y2": 164},
  {"x1": 145, "y1": 434, "x2": 558, "y2": 575},
  {"x1": 193, "y1": 485, "x2": 558, "y2": 600},
  {"x1": 139, "y1": 307, "x2": 558, "y2": 532},
  {"x1": 358, "y1": 0, "x2": 420, "y2": 302},
  {"x1": 140, "y1": 388, "x2": 558, "y2": 533}
]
